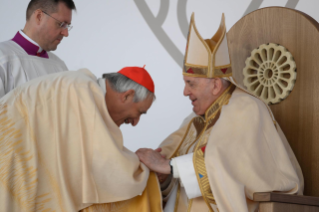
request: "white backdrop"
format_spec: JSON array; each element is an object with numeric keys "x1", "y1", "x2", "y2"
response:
[{"x1": 0, "y1": 0, "x2": 319, "y2": 151}]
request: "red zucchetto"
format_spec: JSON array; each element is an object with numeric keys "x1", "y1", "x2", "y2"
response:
[{"x1": 118, "y1": 66, "x2": 155, "y2": 93}]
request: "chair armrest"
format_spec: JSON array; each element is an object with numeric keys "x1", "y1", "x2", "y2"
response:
[{"x1": 253, "y1": 192, "x2": 319, "y2": 207}]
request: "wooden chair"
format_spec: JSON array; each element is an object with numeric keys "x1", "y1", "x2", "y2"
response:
[{"x1": 228, "y1": 7, "x2": 319, "y2": 211}]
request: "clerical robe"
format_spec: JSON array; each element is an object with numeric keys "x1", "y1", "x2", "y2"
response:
[
  {"x1": 0, "y1": 69, "x2": 162, "y2": 211},
  {"x1": 0, "y1": 31, "x2": 68, "y2": 98},
  {"x1": 159, "y1": 84, "x2": 303, "y2": 212}
]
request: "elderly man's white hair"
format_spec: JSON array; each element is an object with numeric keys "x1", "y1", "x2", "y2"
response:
[{"x1": 103, "y1": 73, "x2": 155, "y2": 102}]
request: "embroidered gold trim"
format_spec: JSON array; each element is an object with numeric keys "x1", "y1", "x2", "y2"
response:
[
  {"x1": 215, "y1": 64, "x2": 232, "y2": 69},
  {"x1": 183, "y1": 70, "x2": 233, "y2": 78},
  {"x1": 187, "y1": 199, "x2": 193, "y2": 212},
  {"x1": 183, "y1": 66, "x2": 232, "y2": 78},
  {"x1": 185, "y1": 63, "x2": 208, "y2": 68},
  {"x1": 215, "y1": 72, "x2": 233, "y2": 78},
  {"x1": 191, "y1": 84, "x2": 235, "y2": 210},
  {"x1": 184, "y1": 65, "x2": 208, "y2": 76},
  {"x1": 169, "y1": 84, "x2": 235, "y2": 211},
  {"x1": 194, "y1": 148, "x2": 216, "y2": 211},
  {"x1": 183, "y1": 73, "x2": 207, "y2": 78},
  {"x1": 173, "y1": 183, "x2": 181, "y2": 212}
]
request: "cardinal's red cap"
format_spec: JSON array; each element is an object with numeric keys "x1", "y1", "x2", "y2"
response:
[{"x1": 118, "y1": 66, "x2": 155, "y2": 93}]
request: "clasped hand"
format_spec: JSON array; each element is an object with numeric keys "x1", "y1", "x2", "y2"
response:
[{"x1": 135, "y1": 148, "x2": 171, "y2": 182}]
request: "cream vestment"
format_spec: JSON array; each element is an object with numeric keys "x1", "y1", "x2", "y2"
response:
[
  {"x1": 0, "y1": 69, "x2": 161, "y2": 211},
  {"x1": 158, "y1": 11, "x2": 303, "y2": 212},
  {"x1": 160, "y1": 84, "x2": 303, "y2": 212}
]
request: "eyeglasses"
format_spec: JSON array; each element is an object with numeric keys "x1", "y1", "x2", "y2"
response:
[{"x1": 42, "y1": 11, "x2": 73, "y2": 31}]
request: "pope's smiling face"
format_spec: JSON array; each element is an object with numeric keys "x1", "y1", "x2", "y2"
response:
[{"x1": 183, "y1": 76, "x2": 217, "y2": 116}]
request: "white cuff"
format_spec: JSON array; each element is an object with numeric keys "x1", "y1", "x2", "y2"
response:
[
  {"x1": 171, "y1": 154, "x2": 202, "y2": 199},
  {"x1": 171, "y1": 158, "x2": 180, "y2": 178}
]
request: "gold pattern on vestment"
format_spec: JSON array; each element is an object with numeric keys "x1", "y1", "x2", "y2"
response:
[
  {"x1": 193, "y1": 84, "x2": 235, "y2": 211},
  {"x1": 172, "y1": 84, "x2": 236, "y2": 211},
  {"x1": 0, "y1": 104, "x2": 55, "y2": 212},
  {"x1": 187, "y1": 199, "x2": 193, "y2": 212},
  {"x1": 173, "y1": 183, "x2": 181, "y2": 212}
]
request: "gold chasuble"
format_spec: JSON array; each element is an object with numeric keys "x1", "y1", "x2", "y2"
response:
[
  {"x1": 0, "y1": 69, "x2": 162, "y2": 212},
  {"x1": 159, "y1": 84, "x2": 303, "y2": 212}
]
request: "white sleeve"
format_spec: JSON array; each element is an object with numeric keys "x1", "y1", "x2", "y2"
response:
[{"x1": 171, "y1": 154, "x2": 202, "y2": 199}]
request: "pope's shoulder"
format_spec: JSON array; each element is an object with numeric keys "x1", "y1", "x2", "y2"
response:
[{"x1": 228, "y1": 87, "x2": 269, "y2": 113}]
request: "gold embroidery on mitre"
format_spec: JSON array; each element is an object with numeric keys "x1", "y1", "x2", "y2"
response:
[
  {"x1": 184, "y1": 64, "x2": 208, "y2": 77},
  {"x1": 214, "y1": 66, "x2": 232, "y2": 78},
  {"x1": 183, "y1": 13, "x2": 232, "y2": 79}
]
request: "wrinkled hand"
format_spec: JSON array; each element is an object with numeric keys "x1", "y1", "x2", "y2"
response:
[
  {"x1": 154, "y1": 148, "x2": 170, "y2": 182},
  {"x1": 136, "y1": 148, "x2": 171, "y2": 174}
]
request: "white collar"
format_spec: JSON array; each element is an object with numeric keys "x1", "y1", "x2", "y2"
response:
[{"x1": 19, "y1": 30, "x2": 43, "y2": 53}]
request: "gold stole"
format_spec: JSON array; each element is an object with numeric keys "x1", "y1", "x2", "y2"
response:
[
  {"x1": 80, "y1": 172, "x2": 162, "y2": 212},
  {"x1": 171, "y1": 84, "x2": 235, "y2": 212}
]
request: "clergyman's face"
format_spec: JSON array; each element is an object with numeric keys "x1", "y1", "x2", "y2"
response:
[
  {"x1": 183, "y1": 76, "x2": 215, "y2": 116},
  {"x1": 38, "y1": 2, "x2": 72, "y2": 51},
  {"x1": 119, "y1": 96, "x2": 153, "y2": 127}
]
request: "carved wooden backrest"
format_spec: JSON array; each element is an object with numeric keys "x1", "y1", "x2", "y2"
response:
[{"x1": 228, "y1": 7, "x2": 319, "y2": 197}]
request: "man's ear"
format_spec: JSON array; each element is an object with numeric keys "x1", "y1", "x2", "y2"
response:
[
  {"x1": 34, "y1": 9, "x2": 44, "y2": 25},
  {"x1": 121, "y1": 89, "x2": 135, "y2": 103},
  {"x1": 211, "y1": 78, "x2": 223, "y2": 96}
]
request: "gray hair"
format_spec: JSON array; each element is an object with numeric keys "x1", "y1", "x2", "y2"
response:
[{"x1": 103, "y1": 73, "x2": 155, "y2": 102}]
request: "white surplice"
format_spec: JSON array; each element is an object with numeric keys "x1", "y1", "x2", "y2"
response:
[{"x1": 0, "y1": 31, "x2": 68, "y2": 98}]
